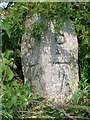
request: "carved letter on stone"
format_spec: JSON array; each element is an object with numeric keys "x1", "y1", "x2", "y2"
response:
[{"x1": 21, "y1": 18, "x2": 79, "y2": 103}]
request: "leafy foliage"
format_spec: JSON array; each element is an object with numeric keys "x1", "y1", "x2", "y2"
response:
[
  {"x1": 0, "y1": 51, "x2": 14, "y2": 83},
  {"x1": 0, "y1": 2, "x2": 90, "y2": 119},
  {"x1": 0, "y1": 50, "x2": 32, "y2": 119},
  {"x1": 2, "y1": 81, "x2": 32, "y2": 120}
]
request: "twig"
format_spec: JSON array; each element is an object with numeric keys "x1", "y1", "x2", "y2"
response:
[
  {"x1": 62, "y1": 109, "x2": 90, "y2": 120},
  {"x1": 2, "y1": 63, "x2": 6, "y2": 82},
  {"x1": 64, "y1": 104, "x2": 90, "y2": 113},
  {"x1": 62, "y1": 109, "x2": 74, "y2": 120}
]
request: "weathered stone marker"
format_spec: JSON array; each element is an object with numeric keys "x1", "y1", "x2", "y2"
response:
[{"x1": 21, "y1": 17, "x2": 79, "y2": 103}]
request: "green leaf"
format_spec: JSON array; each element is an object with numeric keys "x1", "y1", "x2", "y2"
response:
[
  {"x1": 0, "y1": 59, "x2": 4, "y2": 75},
  {"x1": 22, "y1": 5, "x2": 29, "y2": 10},
  {"x1": 2, "y1": 19, "x2": 11, "y2": 38},
  {"x1": 81, "y1": 39, "x2": 88, "y2": 45},
  {"x1": 2, "y1": 110, "x2": 13, "y2": 119},
  {"x1": 3, "y1": 57, "x2": 10, "y2": 65},
  {"x1": 4, "y1": 65, "x2": 14, "y2": 81},
  {"x1": 11, "y1": 96, "x2": 17, "y2": 105},
  {"x1": 4, "y1": 50, "x2": 14, "y2": 60},
  {"x1": 85, "y1": 52, "x2": 90, "y2": 59}
]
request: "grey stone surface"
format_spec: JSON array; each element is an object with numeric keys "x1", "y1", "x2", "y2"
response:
[{"x1": 21, "y1": 18, "x2": 79, "y2": 103}]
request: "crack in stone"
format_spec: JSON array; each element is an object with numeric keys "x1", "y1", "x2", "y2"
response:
[
  {"x1": 53, "y1": 62, "x2": 71, "y2": 64},
  {"x1": 29, "y1": 63, "x2": 38, "y2": 67}
]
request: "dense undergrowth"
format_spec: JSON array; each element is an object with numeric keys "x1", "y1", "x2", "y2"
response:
[{"x1": 0, "y1": 2, "x2": 90, "y2": 119}]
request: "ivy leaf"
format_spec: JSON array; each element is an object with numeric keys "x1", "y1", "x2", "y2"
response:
[{"x1": 2, "y1": 19, "x2": 11, "y2": 38}]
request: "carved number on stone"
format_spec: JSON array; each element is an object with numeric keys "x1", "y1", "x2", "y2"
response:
[
  {"x1": 55, "y1": 33, "x2": 66, "y2": 54},
  {"x1": 55, "y1": 33, "x2": 66, "y2": 44},
  {"x1": 58, "y1": 68, "x2": 65, "y2": 92}
]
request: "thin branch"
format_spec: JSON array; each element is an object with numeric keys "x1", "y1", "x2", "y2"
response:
[{"x1": 62, "y1": 109, "x2": 74, "y2": 120}]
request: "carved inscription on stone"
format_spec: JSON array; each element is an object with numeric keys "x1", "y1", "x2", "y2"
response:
[{"x1": 21, "y1": 18, "x2": 79, "y2": 103}]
